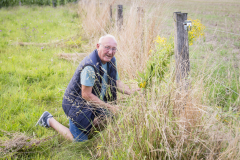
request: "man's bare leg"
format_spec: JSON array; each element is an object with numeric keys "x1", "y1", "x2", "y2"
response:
[{"x1": 49, "y1": 117, "x2": 74, "y2": 141}]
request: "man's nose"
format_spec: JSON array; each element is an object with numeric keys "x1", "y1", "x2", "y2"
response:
[{"x1": 108, "y1": 48, "x2": 113, "y2": 54}]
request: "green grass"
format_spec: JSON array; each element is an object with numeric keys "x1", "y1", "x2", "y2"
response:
[{"x1": 0, "y1": 5, "x2": 92, "y2": 159}]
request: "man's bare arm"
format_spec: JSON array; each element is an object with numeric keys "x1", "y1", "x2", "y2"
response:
[
  {"x1": 116, "y1": 80, "x2": 140, "y2": 95},
  {"x1": 81, "y1": 85, "x2": 118, "y2": 114}
]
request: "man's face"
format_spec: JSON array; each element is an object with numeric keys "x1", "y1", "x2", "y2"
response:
[{"x1": 97, "y1": 37, "x2": 117, "y2": 64}]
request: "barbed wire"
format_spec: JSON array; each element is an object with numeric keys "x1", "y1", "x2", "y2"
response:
[
  {"x1": 171, "y1": 14, "x2": 240, "y2": 37},
  {"x1": 189, "y1": 44, "x2": 240, "y2": 97},
  {"x1": 206, "y1": 27, "x2": 240, "y2": 36},
  {"x1": 211, "y1": 78, "x2": 240, "y2": 96},
  {"x1": 168, "y1": 14, "x2": 240, "y2": 96}
]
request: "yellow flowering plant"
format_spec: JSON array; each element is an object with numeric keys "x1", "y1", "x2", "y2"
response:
[
  {"x1": 188, "y1": 18, "x2": 206, "y2": 46},
  {"x1": 137, "y1": 19, "x2": 205, "y2": 89},
  {"x1": 137, "y1": 36, "x2": 174, "y2": 89}
]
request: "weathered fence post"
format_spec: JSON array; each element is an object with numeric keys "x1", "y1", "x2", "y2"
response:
[
  {"x1": 117, "y1": 5, "x2": 123, "y2": 31},
  {"x1": 137, "y1": 7, "x2": 144, "y2": 38},
  {"x1": 137, "y1": 7, "x2": 144, "y2": 28},
  {"x1": 19, "y1": 0, "x2": 21, "y2": 6},
  {"x1": 109, "y1": 4, "x2": 112, "y2": 21},
  {"x1": 52, "y1": 0, "x2": 57, "y2": 7},
  {"x1": 137, "y1": 7, "x2": 144, "y2": 65},
  {"x1": 174, "y1": 12, "x2": 190, "y2": 90}
]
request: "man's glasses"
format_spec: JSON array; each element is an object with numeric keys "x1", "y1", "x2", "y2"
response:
[{"x1": 100, "y1": 44, "x2": 118, "y2": 52}]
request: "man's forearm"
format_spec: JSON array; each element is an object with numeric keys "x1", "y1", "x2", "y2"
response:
[
  {"x1": 82, "y1": 93, "x2": 116, "y2": 112},
  {"x1": 116, "y1": 80, "x2": 131, "y2": 95}
]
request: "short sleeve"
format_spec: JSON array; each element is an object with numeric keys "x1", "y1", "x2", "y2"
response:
[
  {"x1": 115, "y1": 60, "x2": 120, "y2": 80},
  {"x1": 80, "y1": 66, "x2": 95, "y2": 86}
]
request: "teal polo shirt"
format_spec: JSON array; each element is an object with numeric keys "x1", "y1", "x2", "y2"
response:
[{"x1": 80, "y1": 62, "x2": 119, "y2": 100}]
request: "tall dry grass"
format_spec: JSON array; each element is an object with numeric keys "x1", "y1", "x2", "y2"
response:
[
  {"x1": 93, "y1": 68, "x2": 240, "y2": 159},
  {"x1": 78, "y1": 0, "x2": 173, "y2": 79},
  {"x1": 77, "y1": 0, "x2": 240, "y2": 159}
]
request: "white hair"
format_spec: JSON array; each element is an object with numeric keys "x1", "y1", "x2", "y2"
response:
[{"x1": 98, "y1": 34, "x2": 117, "y2": 44}]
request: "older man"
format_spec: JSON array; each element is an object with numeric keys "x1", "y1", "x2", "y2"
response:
[{"x1": 36, "y1": 34, "x2": 139, "y2": 142}]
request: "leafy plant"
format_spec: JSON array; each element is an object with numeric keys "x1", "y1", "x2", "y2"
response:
[
  {"x1": 137, "y1": 19, "x2": 205, "y2": 89},
  {"x1": 137, "y1": 36, "x2": 174, "y2": 89}
]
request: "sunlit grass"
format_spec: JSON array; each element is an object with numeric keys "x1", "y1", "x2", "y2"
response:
[{"x1": 0, "y1": 5, "x2": 90, "y2": 158}]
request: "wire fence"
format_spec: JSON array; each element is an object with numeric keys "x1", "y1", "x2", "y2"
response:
[{"x1": 206, "y1": 27, "x2": 240, "y2": 36}]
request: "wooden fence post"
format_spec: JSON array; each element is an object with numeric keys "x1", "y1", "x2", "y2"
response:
[
  {"x1": 137, "y1": 7, "x2": 144, "y2": 28},
  {"x1": 137, "y1": 7, "x2": 144, "y2": 38},
  {"x1": 117, "y1": 5, "x2": 123, "y2": 31},
  {"x1": 52, "y1": 0, "x2": 57, "y2": 7},
  {"x1": 109, "y1": 4, "x2": 112, "y2": 21},
  {"x1": 174, "y1": 12, "x2": 190, "y2": 90},
  {"x1": 19, "y1": 0, "x2": 21, "y2": 6},
  {"x1": 137, "y1": 7, "x2": 144, "y2": 64}
]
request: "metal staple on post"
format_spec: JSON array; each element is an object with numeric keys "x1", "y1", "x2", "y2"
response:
[
  {"x1": 174, "y1": 12, "x2": 190, "y2": 90},
  {"x1": 117, "y1": 5, "x2": 123, "y2": 31}
]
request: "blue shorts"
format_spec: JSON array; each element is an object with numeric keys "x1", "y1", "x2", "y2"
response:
[
  {"x1": 69, "y1": 108, "x2": 113, "y2": 142},
  {"x1": 69, "y1": 119, "x2": 88, "y2": 142}
]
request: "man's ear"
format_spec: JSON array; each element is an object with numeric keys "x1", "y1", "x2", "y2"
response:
[{"x1": 96, "y1": 43, "x2": 100, "y2": 49}]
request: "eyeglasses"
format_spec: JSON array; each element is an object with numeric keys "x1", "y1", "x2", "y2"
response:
[{"x1": 99, "y1": 43, "x2": 118, "y2": 52}]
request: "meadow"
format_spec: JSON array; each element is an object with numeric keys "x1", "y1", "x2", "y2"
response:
[{"x1": 0, "y1": 0, "x2": 240, "y2": 159}]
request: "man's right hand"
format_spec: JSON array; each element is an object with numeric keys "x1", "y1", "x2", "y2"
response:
[{"x1": 107, "y1": 104, "x2": 120, "y2": 115}]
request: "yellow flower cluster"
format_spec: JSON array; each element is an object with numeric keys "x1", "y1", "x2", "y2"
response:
[
  {"x1": 154, "y1": 36, "x2": 166, "y2": 45},
  {"x1": 154, "y1": 35, "x2": 174, "y2": 52},
  {"x1": 139, "y1": 81, "x2": 146, "y2": 88},
  {"x1": 188, "y1": 18, "x2": 206, "y2": 46}
]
